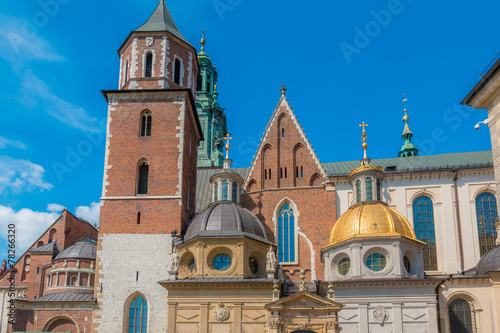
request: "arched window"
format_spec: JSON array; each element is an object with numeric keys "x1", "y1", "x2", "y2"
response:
[
  {"x1": 37, "y1": 241, "x2": 44, "y2": 247},
  {"x1": 69, "y1": 275, "x2": 78, "y2": 286},
  {"x1": 475, "y1": 192, "x2": 498, "y2": 256},
  {"x1": 145, "y1": 52, "x2": 153, "y2": 78},
  {"x1": 174, "y1": 58, "x2": 181, "y2": 84},
  {"x1": 300, "y1": 166, "x2": 303, "y2": 178},
  {"x1": 49, "y1": 228, "x2": 56, "y2": 243},
  {"x1": 376, "y1": 179, "x2": 382, "y2": 200},
  {"x1": 140, "y1": 111, "x2": 152, "y2": 137},
  {"x1": 366, "y1": 177, "x2": 373, "y2": 201},
  {"x1": 231, "y1": 182, "x2": 238, "y2": 202},
  {"x1": 356, "y1": 180, "x2": 361, "y2": 203},
  {"x1": 278, "y1": 204, "x2": 295, "y2": 263},
  {"x1": 206, "y1": 73, "x2": 211, "y2": 92},
  {"x1": 282, "y1": 128, "x2": 284, "y2": 137},
  {"x1": 196, "y1": 73, "x2": 203, "y2": 91},
  {"x1": 214, "y1": 182, "x2": 218, "y2": 201},
  {"x1": 137, "y1": 161, "x2": 149, "y2": 195},
  {"x1": 448, "y1": 298, "x2": 476, "y2": 333},
  {"x1": 222, "y1": 180, "x2": 228, "y2": 200},
  {"x1": 413, "y1": 196, "x2": 437, "y2": 271},
  {"x1": 269, "y1": 169, "x2": 272, "y2": 179},
  {"x1": 129, "y1": 296, "x2": 148, "y2": 333}
]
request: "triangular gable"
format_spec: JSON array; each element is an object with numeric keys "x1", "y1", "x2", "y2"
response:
[
  {"x1": 266, "y1": 290, "x2": 343, "y2": 310},
  {"x1": 244, "y1": 93, "x2": 327, "y2": 191}
]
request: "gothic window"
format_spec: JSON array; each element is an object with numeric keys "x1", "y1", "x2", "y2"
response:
[
  {"x1": 140, "y1": 111, "x2": 152, "y2": 137},
  {"x1": 222, "y1": 180, "x2": 228, "y2": 200},
  {"x1": 37, "y1": 241, "x2": 44, "y2": 247},
  {"x1": 356, "y1": 180, "x2": 361, "y2": 203},
  {"x1": 69, "y1": 275, "x2": 78, "y2": 286},
  {"x1": 214, "y1": 182, "x2": 218, "y2": 201},
  {"x1": 231, "y1": 182, "x2": 238, "y2": 202},
  {"x1": 269, "y1": 169, "x2": 272, "y2": 179},
  {"x1": 129, "y1": 296, "x2": 148, "y2": 333},
  {"x1": 280, "y1": 168, "x2": 283, "y2": 178},
  {"x1": 475, "y1": 192, "x2": 498, "y2": 256},
  {"x1": 265, "y1": 169, "x2": 267, "y2": 180},
  {"x1": 174, "y1": 58, "x2": 181, "y2": 84},
  {"x1": 376, "y1": 179, "x2": 382, "y2": 200},
  {"x1": 196, "y1": 73, "x2": 203, "y2": 91},
  {"x1": 285, "y1": 167, "x2": 287, "y2": 178},
  {"x1": 296, "y1": 166, "x2": 298, "y2": 178},
  {"x1": 49, "y1": 228, "x2": 56, "y2": 243},
  {"x1": 278, "y1": 204, "x2": 296, "y2": 263},
  {"x1": 366, "y1": 177, "x2": 373, "y2": 201},
  {"x1": 413, "y1": 196, "x2": 438, "y2": 271},
  {"x1": 282, "y1": 128, "x2": 284, "y2": 137},
  {"x1": 137, "y1": 161, "x2": 149, "y2": 195},
  {"x1": 448, "y1": 298, "x2": 476, "y2": 333},
  {"x1": 300, "y1": 166, "x2": 303, "y2": 178},
  {"x1": 145, "y1": 52, "x2": 153, "y2": 78}
]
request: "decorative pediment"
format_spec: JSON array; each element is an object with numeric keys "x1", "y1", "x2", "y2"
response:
[{"x1": 266, "y1": 290, "x2": 343, "y2": 312}]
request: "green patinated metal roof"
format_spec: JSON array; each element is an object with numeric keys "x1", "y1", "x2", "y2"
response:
[
  {"x1": 135, "y1": 0, "x2": 190, "y2": 45},
  {"x1": 323, "y1": 151, "x2": 493, "y2": 176}
]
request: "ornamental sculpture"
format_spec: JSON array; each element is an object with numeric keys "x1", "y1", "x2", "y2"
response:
[
  {"x1": 213, "y1": 302, "x2": 229, "y2": 321},
  {"x1": 373, "y1": 306, "x2": 388, "y2": 325},
  {"x1": 266, "y1": 246, "x2": 277, "y2": 271},
  {"x1": 167, "y1": 248, "x2": 180, "y2": 272}
]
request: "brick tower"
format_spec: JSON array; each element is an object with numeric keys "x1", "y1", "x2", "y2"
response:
[{"x1": 92, "y1": 1, "x2": 202, "y2": 332}]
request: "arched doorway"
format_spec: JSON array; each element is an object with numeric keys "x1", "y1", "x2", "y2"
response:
[{"x1": 44, "y1": 317, "x2": 78, "y2": 332}]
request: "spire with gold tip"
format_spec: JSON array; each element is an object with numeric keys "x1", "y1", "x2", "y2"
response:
[
  {"x1": 398, "y1": 94, "x2": 419, "y2": 157},
  {"x1": 348, "y1": 122, "x2": 383, "y2": 184}
]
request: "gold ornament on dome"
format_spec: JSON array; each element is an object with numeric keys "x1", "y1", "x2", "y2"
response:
[
  {"x1": 326, "y1": 202, "x2": 425, "y2": 246},
  {"x1": 348, "y1": 164, "x2": 384, "y2": 179}
]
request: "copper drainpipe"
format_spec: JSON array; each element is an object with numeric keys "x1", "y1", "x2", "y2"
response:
[{"x1": 453, "y1": 170, "x2": 465, "y2": 272}]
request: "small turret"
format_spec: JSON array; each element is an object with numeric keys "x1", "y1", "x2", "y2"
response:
[{"x1": 398, "y1": 94, "x2": 419, "y2": 157}]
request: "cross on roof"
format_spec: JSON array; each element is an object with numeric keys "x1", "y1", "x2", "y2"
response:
[{"x1": 280, "y1": 85, "x2": 287, "y2": 96}]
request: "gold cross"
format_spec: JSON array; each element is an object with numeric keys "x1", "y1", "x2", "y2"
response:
[
  {"x1": 359, "y1": 122, "x2": 368, "y2": 141},
  {"x1": 224, "y1": 133, "x2": 232, "y2": 159}
]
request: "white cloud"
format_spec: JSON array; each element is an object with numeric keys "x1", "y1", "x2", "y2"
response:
[
  {"x1": 17, "y1": 72, "x2": 101, "y2": 132},
  {"x1": 0, "y1": 136, "x2": 27, "y2": 150},
  {"x1": 0, "y1": 156, "x2": 53, "y2": 194},
  {"x1": 75, "y1": 202, "x2": 100, "y2": 225},
  {"x1": 47, "y1": 203, "x2": 65, "y2": 212},
  {"x1": 0, "y1": 14, "x2": 64, "y2": 70},
  {"x1": 0, "y1": 205, "x2": 59, "y2": 253}
]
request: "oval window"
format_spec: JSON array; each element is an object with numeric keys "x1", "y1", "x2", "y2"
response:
[
  {"x1": 366, "y1": 253, "x2": 386, "y2": 271},
  {"x1": 338, "y1": 257, "x2": 350, "y2": 276}
]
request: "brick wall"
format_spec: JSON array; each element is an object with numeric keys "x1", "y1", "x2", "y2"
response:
[{"x1": 13, "y1": 308, "x2": 92, "y2": 332}]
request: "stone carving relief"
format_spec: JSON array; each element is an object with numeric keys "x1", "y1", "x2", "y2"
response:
[
  {"x1": 146, "y1": 37, "x2": 154, "y2": 46},
  {"x1": 213, "y1": 302, "x2": 230, "y2": 321},
  {"x1": 373, "y1": 306, "x2": 388, "y2": 325}
]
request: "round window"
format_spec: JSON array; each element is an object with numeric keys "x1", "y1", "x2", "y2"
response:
[
  {"x1": 338, "y1": 257, "x2": 350, "y2": 276},
  {"x1": 404, "y1": 256, "x2": 411, "y2": 274},
  {"x1": 213, "y1": 254, "x2": 231, "y2": 271},
  {"x1": 249, "y1": 257, "x2": 258, "y2": 274},
  {"x1": 189, "y1": 259, "x2": 195, "y2": 272},
  {"x1": 366, "y1": 253, "x2": 386, "y2": 271}
]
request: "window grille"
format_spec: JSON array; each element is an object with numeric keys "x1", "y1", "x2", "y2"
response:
[
  {"x1": 413, "y1": 196, "x2": 438, "y2": 271},
  {"x1": 475, "y1": 192, "x2": 498, "y2": 256},
  {"x1": 448, "y1": 298, "x2": 476, "y2": 333}
]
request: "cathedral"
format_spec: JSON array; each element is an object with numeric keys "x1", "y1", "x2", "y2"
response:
[{"x1": 1, "y1": 1, "x2": 500, "y2": 332}]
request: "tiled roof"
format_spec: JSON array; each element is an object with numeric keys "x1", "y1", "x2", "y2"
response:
[
  {"x1": 29, "y1": 292, "x2": 95, "y2": 303},
  {"x1": 323, "y1": 151, "x2": 493, "y2": 176}
]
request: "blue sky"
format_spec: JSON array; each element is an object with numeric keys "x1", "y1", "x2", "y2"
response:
[{"x1": 0, "y1": 0, "x2": 498, "y2": 258}]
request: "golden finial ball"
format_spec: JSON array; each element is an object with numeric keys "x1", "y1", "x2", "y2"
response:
[
  {"x1": 201, "y1": 38, "x2": 205, "y2": 45},
  {"x1": 362, "y1": 143, "x2": 368, "y2": 150}
]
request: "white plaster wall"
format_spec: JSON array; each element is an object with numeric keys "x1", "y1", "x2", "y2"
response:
[
  {"x1": 95, "y1": 234, "x2": 173, "y2": 333},
  {"x1": 0, "y1": 288, "x2": 26, "y2": 333}
]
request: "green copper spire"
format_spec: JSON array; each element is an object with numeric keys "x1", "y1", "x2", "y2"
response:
[
  {"x1": 135, "y1": 0, "x2": 190, "y2": 45},
  {"x1": 398, "y1": 95, "x2": 419, "y2": 157},
  {"x1": 196, "y1": 29, "x2": 228, "y2": 167}
]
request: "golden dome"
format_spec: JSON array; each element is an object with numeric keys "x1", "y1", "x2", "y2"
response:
[{"x1": 328, "y1": 201, "x2": 422, "y2": 246}]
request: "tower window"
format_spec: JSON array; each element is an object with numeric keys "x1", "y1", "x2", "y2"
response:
[
  {"x1": 475, "y1": 192, "x2": 498, "y2": 256},
  {"x1": 296, "y1": 166, "x2": 298, "y2": 178},
  {"x1": 222, "y1": 180, "x2": 228, "y2": 201},
  {"x1": 300, "y1": 166, "x2": 303, "y2": 178},
  {"x1": 137, "y1": 212, "x2": 141, "y2": 225},
  {"x1": 265, "y1": 169, "x2": 267, "y2": 180},
  {"x1": 206, "y1": 73, "x2": 211, "y2": 92},
  {"x1": 174, "y1": 58, "x2": 181, "y2": 84},
  {"x1": 123, "y1": 59, "x2": 129, "y2": 85},
  {"x1": 282, "y1": 128, "x2": 284, "y2": 137},
  {"x1": 376, "y1": 179, "x2": 382, "y2": 200},
  {"x1": 280, "y1": 168, "x2": 283, "y2": 179},
  {"x1": 366, "y1": 177, "x2": 373, "y2": 201},
  {"x1": 145, "y1": 52, "x2": 153, "y2": 77},
  {"x1": 413, "y1": 196, "x2": 438, "y2": 271},
  {"x1": 269, "y1": 169, "x2": 272, "y2": 179},
  {"x1": 140, "y1": 111, "x2": 152, "y2": 137},
  {"x1": 356, "y1": 180, "x2": 361, "y2": 203},
  {"x1": 232, "y1": 182, "x2": 238, "y2": 202},
  {"x1": 137, "y1": 161, "x2": 149, "y2": 195},
  {"x1": 285, "y1": 167, "x2": 287, "y2": 178},
  {"x1": 196, "y1": 73, "x2": 203, "y2": 91},
  {"x1": 214, "y1": 182, "x2": 218, "y2": 201}
]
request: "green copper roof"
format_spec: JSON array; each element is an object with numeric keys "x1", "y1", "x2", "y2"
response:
[
  {"x1": 323, "y1": 151, "x2": 493, "y2": 176},
  {"x1": 135, "y1": 0, "x2": 190, "y2": 45}
]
